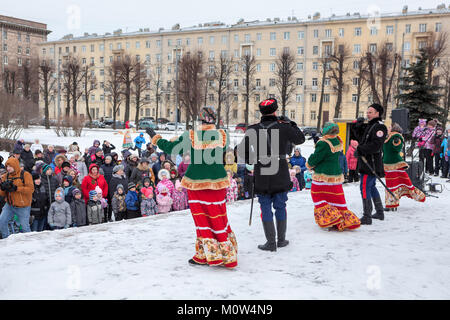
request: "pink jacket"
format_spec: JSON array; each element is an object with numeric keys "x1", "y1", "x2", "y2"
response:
[
  {"x1": 172, "y1": 189, "x2": 188, "y2": 211},
  {"x1": 156, "y1": 193, "x2": 173, "y2": 213},
  {"x1": 156, "y1": 179, "x2": 175, "y2": 196},
  {"x1": 346, "y1": 140, "x2": 359, "y2": 170},
  {"x1": 226, "y1": 178, "x2": 238, "y2": 202}
]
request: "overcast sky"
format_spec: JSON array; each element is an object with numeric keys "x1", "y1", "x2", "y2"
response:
[{"x1": 1, "y1": 0, "x2": 446, "y2": 41}]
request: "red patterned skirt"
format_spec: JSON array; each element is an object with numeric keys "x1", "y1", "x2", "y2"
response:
[
  {"x1": 384, "y1": 169, "x2": 426, "y2": 208},
  {"x1": 311, "y1": 181, "x2": 361, "y2": 231},
  {"x1": 187, "y1": 189, "x2": 238, "y2": 268}
]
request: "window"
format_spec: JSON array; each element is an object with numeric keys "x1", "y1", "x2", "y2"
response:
[
  {"x1": 26, "y1": 34, "x2": 30, "y2": 42},
  {"x1": 91, "y1": 95, "x2": 95, "y2": 102},
  {"x1": 296, "y1": 94, "x2": 302, "y2": 102},
  {"x1": 352, "y1": 94, "x2": 358, "y2": 103},
  {"x1": 284, "y1": 32, "x2": 290, "y2": 40},
  {"x1": 99, "y1": 44, "x2": 104, "y2": 51},
  {"x1": 2, "y1": 30, "x2": 7, "y2": 39},
  {"x1": 136, "y1": 41, "x2": 140, "y2": 49},
  {"x1": 18, "y1": 46, "x2": 22, "y2": 54},
  {"x1": 245, "y1": 34, "x2": 251, "y2": 42},
  {"x1": 146, "y1": 54, "x2": 151, "y2": 62},
  {"x1": 353, "y1": 44, "x2": 361, "y2": 54},
  {"x1": 146, "y1": 41, "x2": 151, "y2": 48},
  {"x1": 436, "y1": 23, "x2": 442, "y2": 32},
  {"x1": 156, "y1": 54, "x2": 161, "y2": 62},
  {"x1": 167, "y1": 39, "x2": 172, "y2": 47},
  {"x1": 255, "y1": 94, "x2": 260, "y2": 102},
  {"x1": 109, "y1": 43, "x2": 113, "y2": 50},
  {"x1": 370, "y1": 43, "x2": 377, "y2": 53},
  {"x1": 354, "y1": 27, "x2": 362, "y2": 36},
  {"x1": 353, "y1": 77, "x2": 359, "y2": 86},
  {"x1": 208, "y1": 65, "x2": 215, "y2": 74},
  {"x1": 17, "y1": 57, "x2": 22, "y2": 66},
  {"x1": 298, "y1": 31, "x2": 305, "y2": 39},
  {"x1": 312, "y1": 78, "x2": 318, "y2": 87},
  {"x1": 353, "y1": 60, "x2": 360, "y2": 69},
  {"x1": 3, "y1": 43, "x2": 7, "y2": 52},
  {"x1": 310, "y1": 111, "x2": 316, "y2": 120},
  {"x1": 297, "y1": 47, "x2": 304, "y2": 55},
  {"x1": 156, "y1": 40, "x2": 161, "y2": 47},
  {"x1": 186, "y1": 38, "x2": 191, "y2": 45},
  {"x1": 325, "y1": 29, "x2": 332, "y2": 38},
  {"x1": 234, "y1": 79, "x2": 239, "y2": 87},
  {"x1": 209, "y1": 51, "x2": 214, "y2": 60},
  {"x1": 73, "y1": 46, "x2": 77, "y2": 53},
  {"x1": 234, "y1": 34, "x2": 239, "y2": 42},
  {"x1": 233, "y1": 109, "x2": 238, "y2": 118},
  {"x1": 221, "y1": 50, "x2": 228, "y2": 58},
  {"x1": 270, "y1": 48, "x2": 276, "y2": 56},
  {"x1": 338, "y1": 28, "x2": 344, "y2": 37},
  {"x1": 209, "y1": 94, "x2": 214, "y2": 102},
  {"x1": 313, "y1": 46, "x2": 319, "y2": 55},
  {"x1": 222, "y1": 35, "x2": 228, "y2": 44},
  {"x1": 26, "y1": 47, "x2": 30, "y2": 55},
  {"x1": 324, "y1": 78, "x2": 330, "y2": 86},
  {"x1": 256, "y1": 48, "x2": 261, "y2": 56},
  {"x1": 209, "y1": 36, "x2": 215, "y2": 44},
  {"x1": 323, "y1": 94, "x2": 330, "y2": 102},
  {"x1": 257, "y1": 33, "x2": 262, "y2": 41},
  {"x1": 197, "y1": 37, "x2": 203, "y2": 45},
  {"x1": 405, "y1": 24, "x2": 411, "y2": 34},
  {"x1": 269, "y1": 63, "x2": 276, "y2": 72},
  {"x1": 90, "y1": 57, "x2": 95, "y2": 65},
  {"x1": 403, "y1": 41, "x2": 410, "y2": 52},
  {"x1": 256, "y1": 64, "x2": 261, "y2": 72},
  {"x1": 370, "y1": 27, "x2": 378, "y2": 35},
  {"x1": 82, "y1": 58, "x2": 86, "y2": 64},
  {"x1": 290, "y1": 110, "x2": 296, "y2": 119},
  {"x1": 419, "y1": 24, "x2": 427, "y2": 33},
  {"x1": 312, "y1": 62, "x2": 318, "y2": 70},
  {"x1": 176, "y1": 39, "x2": 182, "y2": 46},
  {"x1": 386, "y1": 43, "x2": 393, "y2": 52},
  {"x1": 91, "y1": 44, "x2": 95, "y2": 52},
  {"x1": 234, "y1": 50, "x2": 239, "y2": 58},
  {"x1": 256, "y1": 79, "x2": 261, "y2": 87},
  {"x1": 386, "y1": 26, "x2": 394, "y2": 35},
  {"x1": 136, "y1": 55, "x2": 140, "y2": 62},
  {"x1": 117, "y1": 43, "x2": 122, "y2": 50},
  {"x1": 3, "y1": 55, "x2": 8, "y2": 65},
  {"x1": 297, "y1": 62, "x2": 303, "y2": 71},
  {"x1": 270, "y1": 32, "x2": 276, "y2": 40},
  {"x1": 296, "y1": 78, "x2": 303, "y2": 86},
  {"x1": 269, "y1": 78, "x2": 275, "y2": 87},
  {"x1": 313, "y1": 30, "x2": 319, "y2": 38}
]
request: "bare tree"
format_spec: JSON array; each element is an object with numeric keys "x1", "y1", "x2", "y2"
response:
[
  {"x1": 353, "y1": 56, "x2": 370, "y2": 118},
  {"x1": 273, "y1": 50, "x2": 297, "y2": 117},
  {"x1": 118, "y1": 55, "x2": 139, "y2": 122},
  {"x1": 329, "y1": 44, "x2": 350, "y2": 119},
  {"x1": 38, "y1": 59, "x2": 56, "y2": 129},
  {"x1": 424, "y1": 31, "x2": 448, "y2": 85},
  {"x1": 439, "y1": 59, "x2": 450, "y2": 128},
  {"x1": 133, "y1": 61, "x2": 150, "y2": 128},
  {"x1": 212, "y1": 55, "x2": 234, "y2": 128},
  {"x1": 61, "y1": 56, "x2": 83, "y2": 117},
  {"x1": 240, "y1": 53, "x2": 257, "y2": 127},
  {"x1": 105, "y1": 60, "x2": 123, "y2": 130},
  {"x1": 177, "y1": 51, "x2": 205, "y2": 127},
  {"x1": 316, "y1": 57, "x2": 331, "y2": 131},
  {"x1": 3, "y1": 65, "x2": 18, "y2": 95},
  {"x1": 366, "y1": 42, "x2": 401, "y2": 117},
  {"x1": 18, "y1": 59, "x2": 39, "y2": 127},
  {"x1": 61, "y1": 63, "x2": 72, "y2": 118},
  {"x1": 81, "y1": 62, "x2": 97, "y2": 126},
  {"x1": 151, "y1": 63, "x2": 163, "y2": 126}
]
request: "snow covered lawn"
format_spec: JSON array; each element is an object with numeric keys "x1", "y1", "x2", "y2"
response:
[{"x1": 1, "y1": 179, "x2": 449, "y2": 300}]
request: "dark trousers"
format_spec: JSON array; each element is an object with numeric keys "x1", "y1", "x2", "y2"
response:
[
  {"x1": 31, "y1": 216, "x2": 46, "y2": 232},
  {"x1": 360, "y1": 174, "x2": 380, "y2": 200},
  {"x1": 422, "y1": 149, "x2": 434, "y2": 174},
  {"x1": 434, "y1": 154, "x2": 441, "y2": 175},
  {"x1": 257, "y1": 192, "x2": 288, "y2": 222},
  {"x1": 348, "y1": 170, "x2": 359, "y2": 183},
  {"x1": 442, "y1": 158, "x2": 449, "y2": 178},
  {"x1": 126, "y1": 209, "x2": 140, "y2": 219},
  {"x1": 114, "y1": 211, "x2": 126, "y2": 221}
]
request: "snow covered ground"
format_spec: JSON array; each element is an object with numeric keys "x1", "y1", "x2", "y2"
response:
[
  {"x1": 0, "y1": 177, "x2": 449, "y2": 299},
  {"x1": 0, "y1": 127, "x2": 449, "y2": 299}
]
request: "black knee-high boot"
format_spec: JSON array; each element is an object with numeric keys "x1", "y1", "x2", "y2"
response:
[{"x1": 258, "y1": 221, "x2": 277, "y2": 252}]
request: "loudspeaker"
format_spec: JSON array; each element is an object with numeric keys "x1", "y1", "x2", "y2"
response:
[
  {"x1": 391, "y1": 108, "x2": 410, "y2": 134},
  {"x1": 406, "y1": 161, "x2": 424, "y2": 191}
]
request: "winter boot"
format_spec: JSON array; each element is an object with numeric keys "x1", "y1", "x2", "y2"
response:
[
  {"x1": 360, "y1": 198, "x2": 373, "y2": 225},
  {"x1": 276, "y1": 219, "x2": 289, "y2": 248},
  {"x1": 258, "y1": 221, "x2": 277, "y2": 252},
  {"x1": 188, "y1": 259, "x2": 205, "y2": 266},
  {"x1": 371, "y1": 197, "x2": 385, "y2": 220}
]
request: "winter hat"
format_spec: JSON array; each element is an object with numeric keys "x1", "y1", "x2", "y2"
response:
[
  {"x1": 170, "y1": 168, "x2": 177, "y2": 176},
  {"x1": 140, "y1": 133, "x2": 144, "y2": 137},
  {"x1": 43, "y1": 164, "x2": 52, "y2": 174},
  {"x1": 116, "y1": 184, "x2": 124, "y2": 192},
  {"x1": 72, "y1": 142, "x2": 78, "y2": 145},
  {"x1": 122, "y1": 149, "x2": 131, "y2": 159},
  {"x1": 73, "y1": 151, "x2": 81, "y2": 158},
  {"x1": 419, "y1": 119, "x2": 427, "y2": 125},
  {"x1": 139, "y1": 157, "x2": 150, "y2": 164},
  {"x1": 95, "y1": 186, "x2": 103, "y2": 196},
  {"x1": 89, "y1": 190, "x2": 97, "y2": 201},
  {"x1": 95, "y1": 148, "x2": 103, "y2": 154},
  {"x1": 368, "y1": 103, "x2": 384, "y2": 117},
  {"x1": 258, "y1": 98, "x2": 278, "y2": 115},
  {"x1": 142, "y1": 176, "x2": 152, "y2": 186},
  {"x1": 72, "y1": 188, "x2": 81, "y2": 197},
  {"x1": 289, "y1": 169, "x2": 296, "y2": 176},
  {"x1": 158, "y1": 184, "x2": 168, "y2": 194},
  {"x1": 13, "y1": 148, "x2": 21, "y2": 155},
  {"x1": 128, "y1": 182, "x2": 136, "y2": 190},
  {"x1": 32, "y1": 171, "x2": 41, "y2": 180},
  {"x1": 150, "y1": 153, "x2": 158, "y2": 160},
  {"x1": 322, "y1": 122, "x2": 339, "y2": 136},
  {"x1": 105, "y1": 155, "x2": 112, "y2": 162},
  {"x1": 158, "y1": 168, "x2": 170, "y2": 181},
  {"x1": 54, "y1": 187, "x2": 64, "y2": 200},
  {"x1": 61, "y1": 161, "x2": 71, "y2": 169},
  {"x1": 34, "y1": 150, "x2": 43, "y2": 156},
  {"x1": 141, "y1": 187, "x2": 154, "y2": 198},
  {"x1": 175, "y1": 180, "x2": 182, "y2": 190},
  {"x1": 63, "y1": 175, "x2": 73, "y2": 185},
  {"x1": 24, "y1": 144, "x2": 31, "y2": 149},
  {"x1": 93, "y1": 140, "x2": 100, "y2": 146},
  {"x1": 113, "y1": 165, "x2": 124, "y2": 173},
  {"x1": 294, "y1": 146, "x2": 301, "y2": 153}
]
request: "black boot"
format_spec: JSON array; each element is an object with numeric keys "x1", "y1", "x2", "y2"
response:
[
  {"x1": 188, "y1": 259, "x2": 205, "y2": 266},
  {"x1": 360, "y1": 198, "x2": 373, "y2": 225},
  {"x1": 371, "y1": 197, "x2": 385, "y2": 220},
  {"x1": 276, "y1": 219, "x2": 289, "y2": 248},
  {"x1": 258, "y1": 221, "x2": 277, "y2": 252}
]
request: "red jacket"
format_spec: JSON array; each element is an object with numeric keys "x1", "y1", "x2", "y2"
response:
[
  {"x1": 346, "y1": 144, "x2": 358, "y2": 171},
  {"x1": 81, "y1": 163, "x2": 108, "y2": 203}
]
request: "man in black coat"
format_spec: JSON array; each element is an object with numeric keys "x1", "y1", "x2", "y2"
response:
[
  {"x1": 238, "y1": 98, "x2": 305, "y2": 251},
  {"x1": 353, "y1": 103, "x2": 388, "y2": 225}
]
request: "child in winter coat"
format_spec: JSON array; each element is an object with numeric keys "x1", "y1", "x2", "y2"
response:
[
  {"x1": 236, "y1": 177, "x2": 245, "y2": 200},
  {"x1": 156, "y1": 184, "x2": 173, "y2": 214},
  {"x1": 140, "y1": 176, "x2": 155, "y2": 200},
  {"x1": 48, "y1": 188, "x2": 72, "y2": 230},
  {"x1": 70, "y1": 188, "x2": 87, "y2": 227},
  {"x1": 226, "y1": 170, "x2": 238, "y2": 203},
  {"x1": 169, "y1": 168, "x2": 180, "y2": 186},
  {"x1": 87, "y1": 190, "x2": 103, "y2": 225},
  {"x1": 111, "y1": 184, "x2": 127, "y2": 221},
  {"x1": 289, "y1": 169, "x2": 300, "y2": 192},
  {"x1": 292, "y1": 165, "x2": 304, "y2": 191},
  {"x1": 172, "y1": 180, "x2": 189, "y2": 211},
  {"x1": 125, "y1": 182, "x2": 140, "y2": 219},
  {"x1": 30, "y1": 172, "x2": 49, "y2": 232},
  {"x1": 156, "y1": 169, "x2": 175, "y2": 196},
  {"x1": 140, "y1": 187, "x2": 158, "y2": 216},
  {"x1": 95, "y1": 186, "x2": 109, "y2": 223},
  {"x1": 304, "y1": 170, "x2": 313, "y2": 190},
  {"x1": 345, "y1": 140, "x2": 359, "y2": 183},
  {"x1": 133, "y1": 133, "x2": 146, "y2": 157},
  {"x1": 62, "y1": 176, "x2": 75, "y2": 204}
]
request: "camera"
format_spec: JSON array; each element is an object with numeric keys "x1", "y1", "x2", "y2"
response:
[{"x1": 0, "y1": 180, "x2": 17, "y2": 192}]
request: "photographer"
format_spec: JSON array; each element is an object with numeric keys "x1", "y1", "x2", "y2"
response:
[
  {"x1": 0, "y1": 158, "x2": 34, "y2": 239},
  {"x1": 238, "y1": 98, "x2": 305, "y2": 252}
]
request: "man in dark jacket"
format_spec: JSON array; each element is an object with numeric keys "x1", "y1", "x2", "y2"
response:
[
  {"x1": 20, "y1": 144, "x2": 35, "y2": 173},
  {"x1": 30, "y1": 172, "x2": 49, "y2": 232},
  {"x1": 41, "y1": 164, "x2": 61, "y2": 209},
  {"x1": 353, "y1": 103, "x2": 388, "y2": 225},
  {"x1": 102, "y1": 140, "x2": 116, "y2": 156},
  {"x1": 238, "y1": 98, "x2": 305, "y2": 252}
]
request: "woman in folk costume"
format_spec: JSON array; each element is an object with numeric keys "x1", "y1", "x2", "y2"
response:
[
  {"x1": 148, "y1": 106, "x2": 238, "y2": 268},
  {"x1": 383, "y1": 123, "x2": 426, "y2": 211},
  {"x1": 114, "y1": 121, "x2": 136, "y2": 149},
  {"x1": 306, "y1": 123, "x2": 361, "y2": 231}
]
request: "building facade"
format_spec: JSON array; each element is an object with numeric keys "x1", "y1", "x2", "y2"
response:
[
  {"x1": 37, "y1": 5, "x2": 450, "y2": 126},
  {"x1": 1, "y1": 15, "x2": 50, "y2": 87}
]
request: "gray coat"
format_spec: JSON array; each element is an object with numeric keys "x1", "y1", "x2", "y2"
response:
[
  {"x1": 75, "y1": 160, "x2": 88, "y2": 183},
  {"x1": 70, "y1": 198, "x2": 87, "y2": 226},
  {"x1": 48, "y1": 198, "x2": 72, "y2": 228},
  {"x1": 87, "y1": 201, "x2": 103, "y2": 225}
]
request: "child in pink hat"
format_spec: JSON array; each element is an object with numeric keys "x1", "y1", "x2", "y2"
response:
[
  {"x1": 140, "y1": 187, "x2": 158, "y2": 216},
  {"x1": 171, "y1": 180, "x2": 189, "y2": 211}
]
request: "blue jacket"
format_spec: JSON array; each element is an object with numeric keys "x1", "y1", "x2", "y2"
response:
[
  {"x1": 290, "y1": 155, "x2": 307, "y2": 172},
  {"x1": 125, "y1": 190, "x2": 139, "y2": 211},
  {"x1": 338, "y1": 152, "x2": 348, "y2": 175},
  {"x1": 304, "y1": 171, "x2": 312, "y2": 189},
  {"x1": 134, "y1": 135, "x2": 146, "y2": 149},
  {"x1": 441, "y1": 137, "x2": 450, "y2": 158}
]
